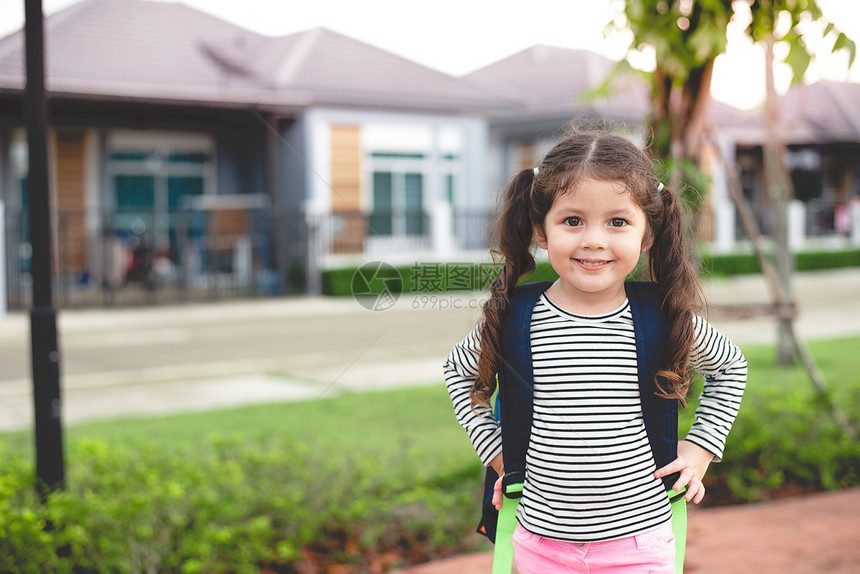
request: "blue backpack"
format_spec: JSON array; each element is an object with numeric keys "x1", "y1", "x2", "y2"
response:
[{"x1": 477, "y1": 281, "x2": 687, "y2": 573}]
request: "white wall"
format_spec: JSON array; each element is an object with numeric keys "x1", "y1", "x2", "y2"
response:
[{"x1": 303, "y1": 107, "x2": 492, "y2": 213}]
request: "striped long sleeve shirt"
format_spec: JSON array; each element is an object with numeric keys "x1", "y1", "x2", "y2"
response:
[{"x1": 443, "y1": 294, "x2": 747, "y2": 543}]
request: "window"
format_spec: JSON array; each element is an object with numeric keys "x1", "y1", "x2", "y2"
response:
[
  {"x1": 369, "y1": 152, "x2": 426, "y2": 237},
  {"x1": 108, "y1": 148, "x2": 209, "y2": 260},
  {"x1": 443, "y1": 153, "x2": 460, "y2": 205}
]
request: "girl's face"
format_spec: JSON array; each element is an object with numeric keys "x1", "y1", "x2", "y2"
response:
[{"x1": 535, "y1": 178, "x2": 653, "y2": 313}]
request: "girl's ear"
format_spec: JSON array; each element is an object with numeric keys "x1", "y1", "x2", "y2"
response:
[
  {"x1": 640, "y1": 229, "x2": 654, "y2": 254},
  {"x1": 534, "y1": 225, "x2": 548, "y2": 250}
]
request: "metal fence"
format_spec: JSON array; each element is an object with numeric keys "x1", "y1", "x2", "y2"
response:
[
  {"x1": 7, "y1": 200, "x2": 860, "y2": 310},
  {"x1": 2, "y1": 206, "x2": 496, "y2": 310},
  {"x1": 3, "y1": 207, "x2": 310, "y2": 310}
]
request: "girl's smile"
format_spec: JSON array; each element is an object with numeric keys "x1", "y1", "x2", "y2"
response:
[{"x1": 574, "y1": 258, "x2": 610, "y2": 268}]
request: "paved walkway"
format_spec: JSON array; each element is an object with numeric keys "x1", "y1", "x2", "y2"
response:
[
  {"x1": 393, "y1": 488, "x2": 860, "y2": 574},
  {"x1": 1, "y1": 269, "x2": 859, "y2": 431}
]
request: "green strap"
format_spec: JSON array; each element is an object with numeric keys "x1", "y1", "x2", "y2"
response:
[
  {"x1": 491, "y1": 482, "x2": 522, "y2": 574},
  {"x1": 492, "y1": 484, "x2": 688, "y2": 574},
  {"x1": 670, "y1": 488, "x2": 688, "y2": 574}
]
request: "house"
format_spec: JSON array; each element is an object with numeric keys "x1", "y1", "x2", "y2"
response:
[
  {"x1": 0, "y1": 0, "x2": 512, "y2": 307},
  {"x1": 2, "y1": 0, "x2": 857, "y2": 309},
  {"x1": 716, "y1": 81, "x2": 860, "y2": 246},
  {"x1": 464, "y1": 47, "x2": 860, "y2": 252}
]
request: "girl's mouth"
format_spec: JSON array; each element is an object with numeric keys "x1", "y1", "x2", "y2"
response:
[{"x1": 575, "y1": 259, "x2": 610, "y2": 268}]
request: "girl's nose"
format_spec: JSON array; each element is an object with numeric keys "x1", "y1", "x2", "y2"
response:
[{"x1": 581, "y1": 226, "x2": 607, "y2": 249}]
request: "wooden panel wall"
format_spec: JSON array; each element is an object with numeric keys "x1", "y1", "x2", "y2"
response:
[
  {"x1": 517, "y1": 140, "x2": 536, "y2": 171},
  {"x1": 54, "y1": 129, "x2": 86, "y2": 273},
  {"x1": 330, "y1": 125, "x2": 364, "y2": 253}
]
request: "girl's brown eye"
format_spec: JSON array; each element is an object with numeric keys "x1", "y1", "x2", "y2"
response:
[
  {"x1": 564, "y1": 217, "x2": 581, "y2": 227},
  {"x1": 610, "y1": 218, "x2": 628, "y2": 227}
]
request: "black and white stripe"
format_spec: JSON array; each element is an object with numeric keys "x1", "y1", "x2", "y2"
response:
[{"x1": 442, "y1": 293, "x2": 747, "y2": 543}]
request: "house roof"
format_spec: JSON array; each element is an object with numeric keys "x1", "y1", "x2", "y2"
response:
[
  {"x1": 780, "y1": 81, "x2": 860, "y2": 144},
  {"x1": 464, "y1": 44, "x2": 760, "y2": 140},
  {"x1": 256, "y1": 27, "x2": 516, "y2": 112},
  {"x1": 463, "y1": 45, "x2": 650, "y2": 124},
  {"x1": 0, "y1": 0, "x2": 512, "y2": 114},
  {"x1": 712, "y1": 81, "x2": 860, "y2": 147}
]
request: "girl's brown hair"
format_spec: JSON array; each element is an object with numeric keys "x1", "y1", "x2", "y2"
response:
[{"x1": 471, "y1": 130, "x2": 701, "y2": 409}]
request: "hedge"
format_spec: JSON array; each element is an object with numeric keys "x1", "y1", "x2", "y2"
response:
[
  {"x1": 0, "y1": 437, "x2": 481, "y2": 574},
  {"x1": 701, "y1": 248, "x2": 860, "y2": 277},
  {"x1": 322, "y1": 248, "x2": 860, "y2": 296}
]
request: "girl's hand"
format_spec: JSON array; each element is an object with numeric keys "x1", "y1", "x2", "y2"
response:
[
  {"x1": 488, "y1": 451, "x2": 505, "y2": 510},
  {"x1": 492, "y1": 474, "x2": 505, "y2": 510},
  {"x1": 654, "y1": 440, "x2": 715, "y2": 504}
]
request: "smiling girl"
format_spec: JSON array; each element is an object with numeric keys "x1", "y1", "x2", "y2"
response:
[{"x1": 443, "y1": 130, "x2": 747, "y2": 573}]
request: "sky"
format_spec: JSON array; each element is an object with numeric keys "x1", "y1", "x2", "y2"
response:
[{"x1": 1, "y1": 0, "x2": 859, "y2": 110}]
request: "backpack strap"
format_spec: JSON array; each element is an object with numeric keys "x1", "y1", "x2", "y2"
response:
[
  {"x1": 476, "y1": 281, "x2": 551, "y2": 543},
  {"x1": 625, "y1": 281, "x2": 679, "y2": 490},
  {"x1": 498, "y1": 281, "x2": 553, "y2": 492},
  {"x1": 627, "y1": 281, "x2": 686, "y2": 573}
]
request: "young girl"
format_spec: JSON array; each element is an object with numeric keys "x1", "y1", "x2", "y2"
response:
[{"x1": 444, "y1": 131, "x2": 747, "y2": 573}]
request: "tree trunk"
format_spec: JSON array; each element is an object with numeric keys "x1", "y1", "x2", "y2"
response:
[
  {"x1": 682, "y1": 62, "x2": 714, "y2": 164},
  {"x1": 763, "y1": 35, "x2": 796, "y2": 366}
]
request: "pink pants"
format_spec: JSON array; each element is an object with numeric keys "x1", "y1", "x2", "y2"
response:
[{"x1": 512, "y1": 523, "x2": 675, "y2": 574}]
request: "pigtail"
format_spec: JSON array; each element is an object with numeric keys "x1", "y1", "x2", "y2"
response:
[
  {"x1": 649, "y1": 183, "x2": 701, "y2": 404},
  {"x1": 471, "y1": 169, "x2": 537, "y2": 409}
]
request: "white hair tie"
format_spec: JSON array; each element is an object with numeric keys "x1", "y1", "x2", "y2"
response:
[
  {"x1": 533, "y1": 167, "x2": 539, "y2": 176},
  {"x1": 657, "y1": 182, "x2": 664, "y2": 192}
]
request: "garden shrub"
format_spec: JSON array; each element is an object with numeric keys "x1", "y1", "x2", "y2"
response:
[
  {"x1": 0, "y1": 436, "x2": 483, "y2": 573},
  {"x1": 678, "y1": 368, "x2": 860, "y2": 506}
]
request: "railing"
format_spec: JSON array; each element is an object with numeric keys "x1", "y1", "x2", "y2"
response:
[
  {"x1": 9, "y1": 201, "x2": 853, "y2": 309},
  {"x1": 3, "y1": 208, "x2": 309, "y2": 310},
  {"x1": 2, "y1": 206, "x2": 495, "y2": 309}
]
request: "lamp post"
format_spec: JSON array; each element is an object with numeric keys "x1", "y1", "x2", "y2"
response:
[{"x1": 24, "y1": 0, "x2": 64, "y2": 492}]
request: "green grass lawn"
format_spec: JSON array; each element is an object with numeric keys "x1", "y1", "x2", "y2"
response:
[{"x1": 0, "y1": 384, "x2": 478, "y2": 479}]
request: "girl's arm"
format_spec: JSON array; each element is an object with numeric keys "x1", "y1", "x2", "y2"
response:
[
  {"x1": 684, "y1": 315, "x2": 748, "y2": 462},
  {"x1": 443, "y1": 323, "x2": 503, "y2": 468},
  {"x1": 656, "y1": 316, "x2": 747, "y2": 503}
]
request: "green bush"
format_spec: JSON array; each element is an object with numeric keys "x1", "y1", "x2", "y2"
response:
[
  {"x1": 700, "y1": 252, "x2": 763, "y2": 276},
  {"x1": 795, "y1": 248, "x2": 860, "y2": 271},
  {"x1": 677, "y1": 339, "x2": 860, "y2": 505},
  {"x1": 701, "y1": 248, "x2": 860, "y2": 277},
  {"x1": 0, "y1": 436, "x2": 482, "y2": 573},
  {"x1": 322, "y1": 262, "x2": 503, "y2": 296},
  {"x1": 700, "y1": 377, "x2": 860, "y2": 503}
]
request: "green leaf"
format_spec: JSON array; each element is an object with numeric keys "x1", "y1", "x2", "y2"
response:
[
  {"x1": 688, "y1": 20, "x2": 729, "y2": 62},
  {"x1": 833, "y1": 32, "x2": 857, "y2": 68},
  {"x1": 785, "y1": 41, "x2": 812, "y2": 82}
]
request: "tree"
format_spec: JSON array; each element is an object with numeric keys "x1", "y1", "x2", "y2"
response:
[
  {"x1": 613, "y1": 0, "x2": 854, "y2": 195},
  {"x1": 613, "y1": 0, "x2": 854, "y2": 364},
  {"x1": 613, "y1": 0, "x2": 732, "y2": 196},
  {"x1": 747, "y1": 1, "x2": 855, "y2": 364}
]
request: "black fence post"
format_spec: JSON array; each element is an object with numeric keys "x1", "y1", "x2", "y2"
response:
[{"x1": 24, "y1": 0, "x2": 65, "y2": 492}]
